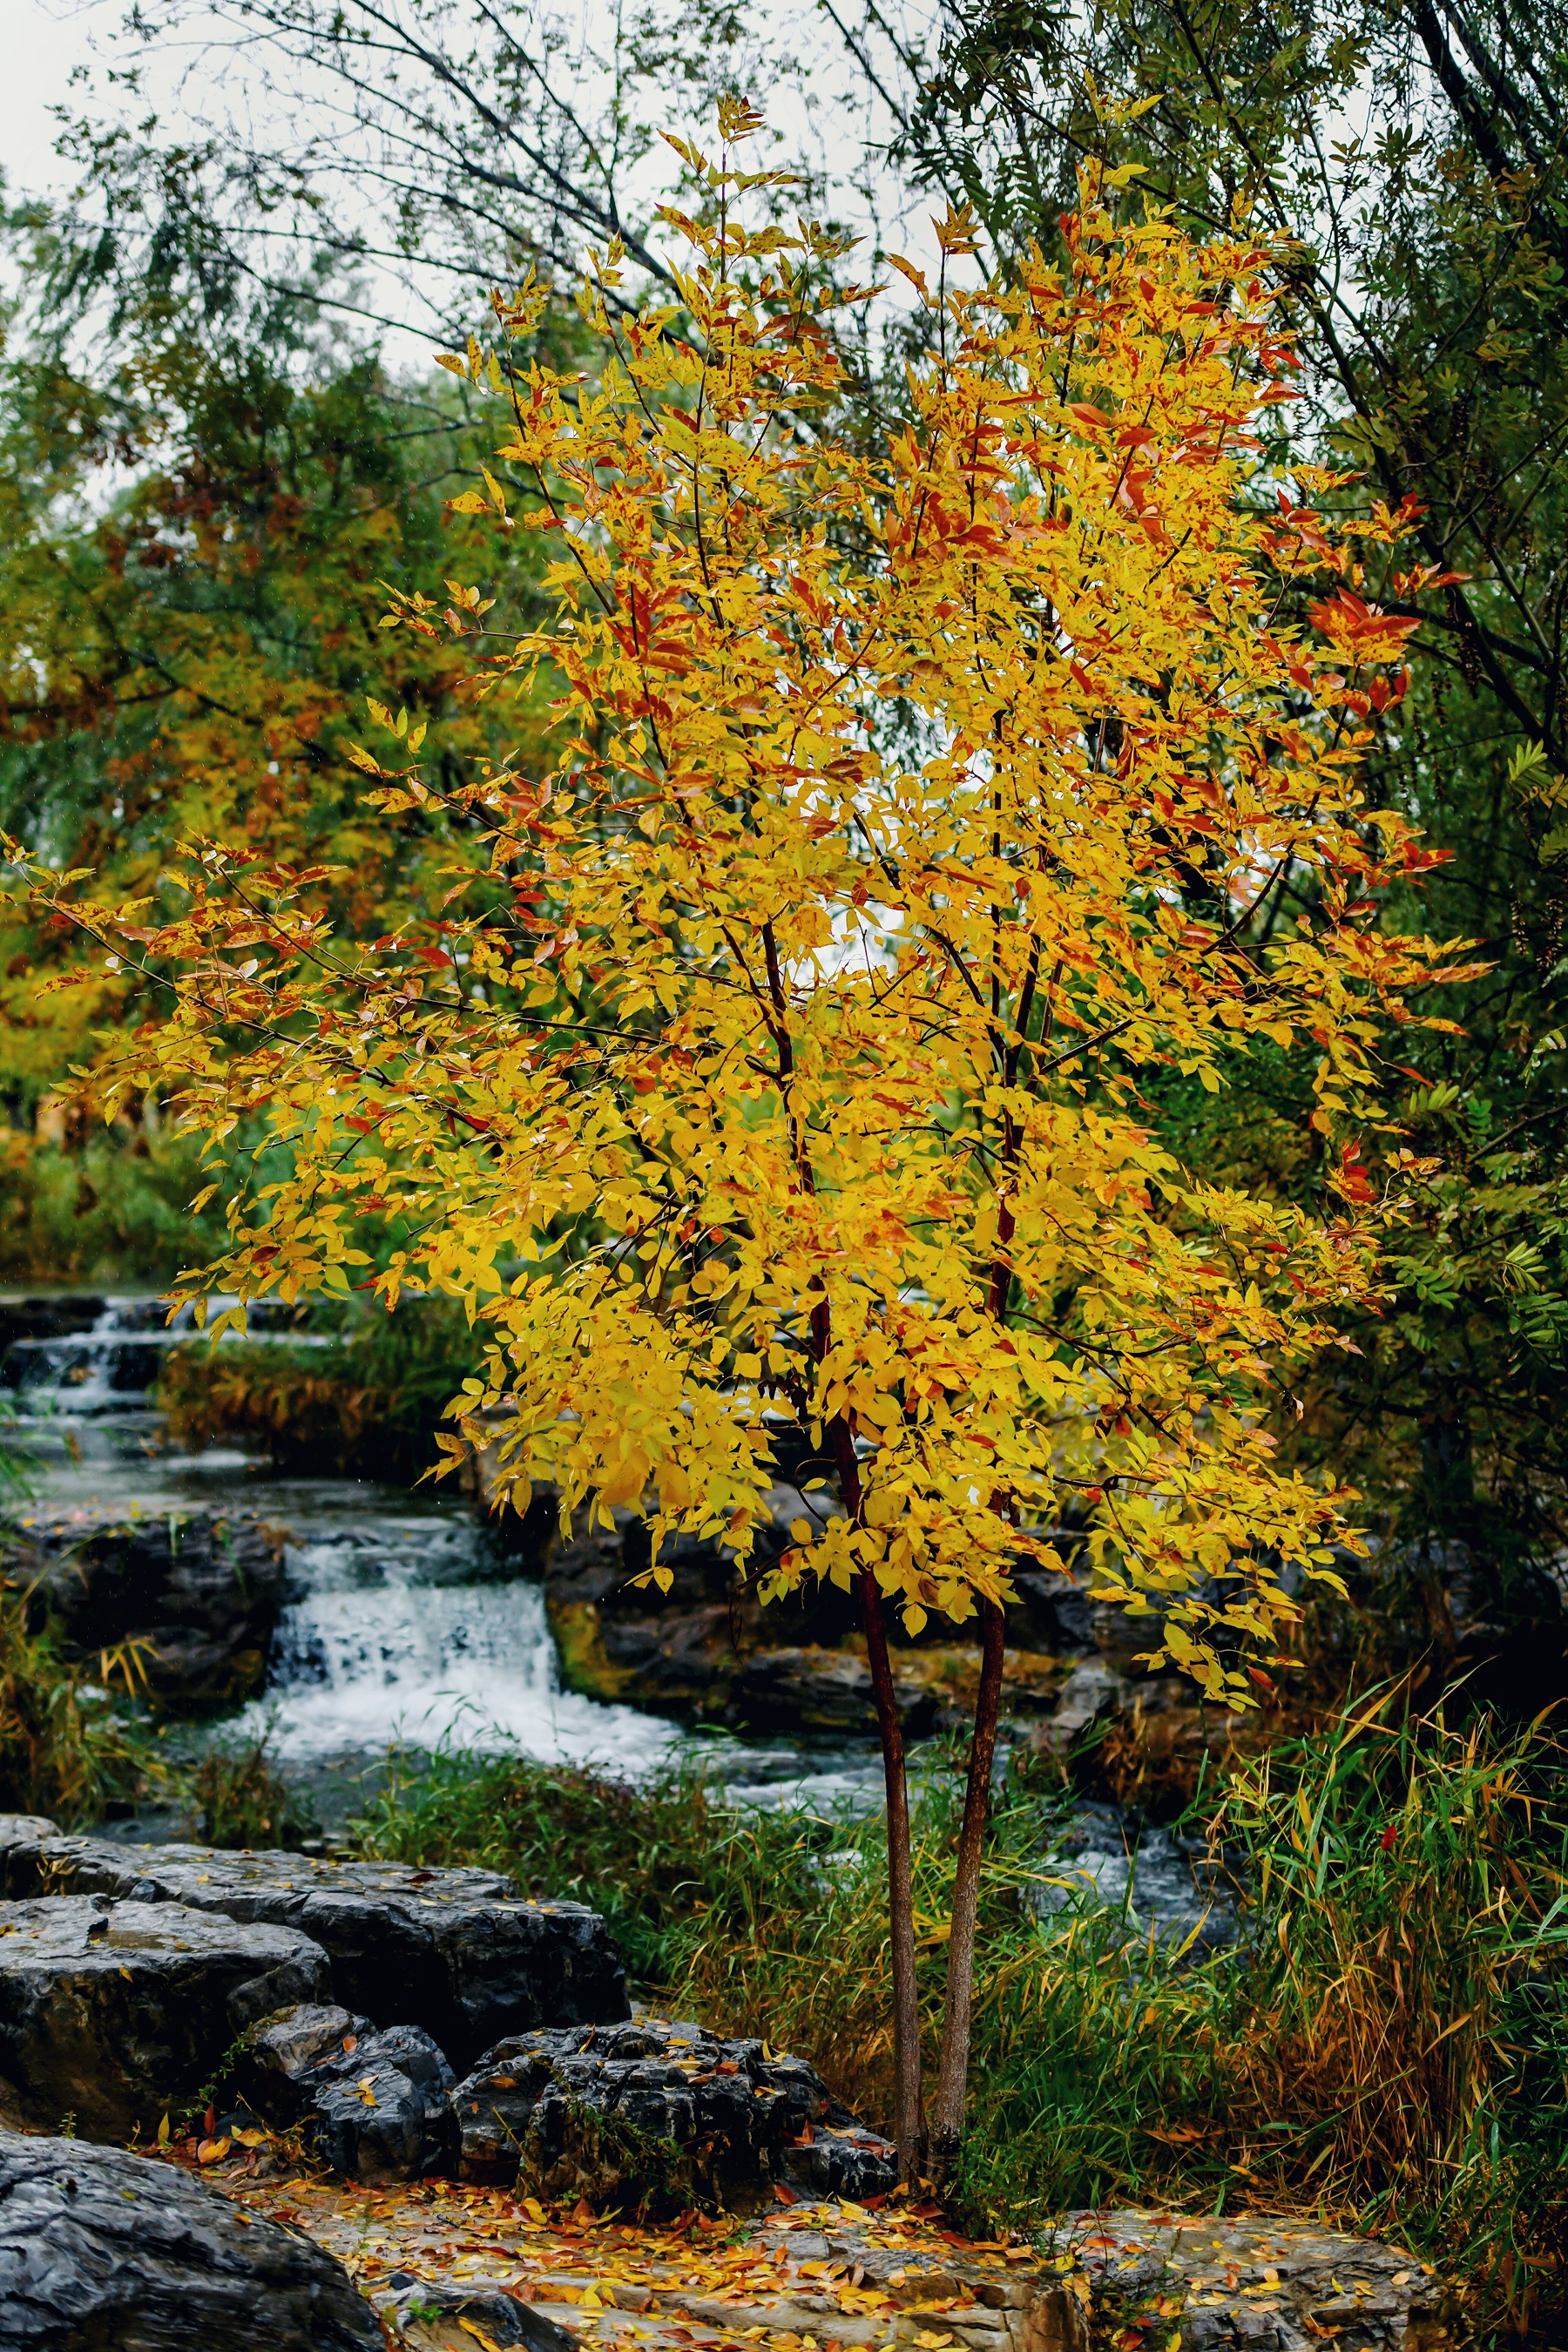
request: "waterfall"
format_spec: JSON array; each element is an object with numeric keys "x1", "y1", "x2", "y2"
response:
[{"x1": 232, "y1": 1506, "x2": 675, "y2": 1767}]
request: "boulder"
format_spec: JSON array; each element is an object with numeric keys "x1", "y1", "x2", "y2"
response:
[
  {"x1": 231, "y1": 2002, "x2": 373, "y2": 2126},
  {"x1": 544, "y1": 1492, "x2": 864, "y2": 1720},
  {"x1": 0, "y1": 2129, "x2": 382, "y2": 2349},
  {"x1": 449, "y1": 2016, "x2": 897, "y2": 2213},
  {"x1": 1007, "y1": 1562, "x2": 1097, "y2": 1656},
  {"x1": 0, "y1": 1821, "x2": 629, "y2": 2073},
  {"x1": 1028, "y1": 1800, "x2": 1236, "y2": 1962},
  {"x1": 300, "y1": 2024, "x2": 458, "y2": 2185},
  {"x1": 727, "y1": 1646, "x2": 937, "y2": 1734},
  {"x1": 380, "y1": 2274, "x2": 578, "y2": 2352},
  {"x1": 1025, "y1": 1660, "x2": 1131, "y2": 1758},
  {"x1": 0, "y1": 1896, "x2": 330, "y2": 2142},
  {"x1": 1039, "y1": 2207, "x2": 1458, "y2": 2352},
  {"x1": 16, "y1": 1507, "x2": 287, "y2": 1707}
]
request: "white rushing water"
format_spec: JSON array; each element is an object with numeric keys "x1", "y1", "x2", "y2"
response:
[
  {"x1": 229, "y1": 1508, "x2": 677, "y2": 1769},
  {"x1": 1, "y1": 1293, "x2": 883, "y2": 1808}
]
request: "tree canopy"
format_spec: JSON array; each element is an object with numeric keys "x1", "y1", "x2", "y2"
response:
[{"x1": 12, "y1": 128, "x2": 1474, "y2": 2165}]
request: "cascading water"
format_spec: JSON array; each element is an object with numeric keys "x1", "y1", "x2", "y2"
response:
[
  {"x1": 0, "y1": 1292, "x2": 674, "y2": 1774},
  {"x1": 0, "y1": 1294, "x2": 912, "y2": 1816},
  {"x1": 230, "y1": 1500, "x2": 674, "y2": 1767}
]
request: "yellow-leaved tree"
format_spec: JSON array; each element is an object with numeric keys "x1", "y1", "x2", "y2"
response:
[{"x1": 20, "y1": 109, "x2": 1475, "y2": 2173}]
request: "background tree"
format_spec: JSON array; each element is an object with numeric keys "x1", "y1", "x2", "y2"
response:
[
  {"x1": 831, "y1": 0, "x2": 1568, "y2": 1638},
  {"x1": 0, "y1": 182, "x2": 565, "y2": 1274}
]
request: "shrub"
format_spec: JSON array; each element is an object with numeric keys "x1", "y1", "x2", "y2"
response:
[
  {"x1": 0, "y1": 1580, "x2": 166, "y2": 1821},
  {"x1": 159, "y1": 1294, "x2": 483, "y2": 1480},
  {"x1": 0, "y1": 1131, "x2": 227, "y2": 1284}
]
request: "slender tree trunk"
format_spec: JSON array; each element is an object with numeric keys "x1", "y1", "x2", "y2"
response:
[
  {"x1": 929, "y1": 1596, "x2": 1006, "y2": 2174},
  {"x1": 831, "y1": 1421, "x2": 926, "y2": 2181},
  {"x1": 860, "y1": 1562, "x2": 927, "y2": 2183}
]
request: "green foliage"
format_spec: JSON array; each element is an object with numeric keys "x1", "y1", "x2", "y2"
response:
[
  {"x1": 0, "y1": 1130, "x2": 228, "y2": 1284},
  {"x1": 1292, "y1": 1080, "x2": 1568, "y2": 1585},
  {"x1": 0, "y1": 1581, "x2": 166, "y2": 1822},
  {"x1": 886, "y1": 0, "x2": 1568, "y2": 1600},
  {"x1": 956, "y1": 1707, "x2": 1568, "y2": 2333},
  {"x1": 0, "y1": 194, "x2": 562, "y2": 1132},
  {"x1": 158, "y1": 1293, "x2": 484, "y2": 1478}
]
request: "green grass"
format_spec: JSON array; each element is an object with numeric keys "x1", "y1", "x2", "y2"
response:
[
  {"x1": 346, "y1": 1740, "x2": 832, "y2": 1990},
  {"x1": 350, "y1": 1703, "x2": 1567, "y2": 2338}
]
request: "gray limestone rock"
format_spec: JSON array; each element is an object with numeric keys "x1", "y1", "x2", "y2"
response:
[
  {"x1": 1025, "y1": 1661, "x2": 1130, "y2": 1758},
  {"x1": 232, "y1": 2001, "x2": 374, "y2": 2126},
  {"x1": 0, "y1": 1820, "x2": 629, "y2": 2072},
  {"x1": 18, "y1": 1508, "x2": 287, "y2": 1709},
  {"x1": 0, "y1": 1895, "x2": 331, "y2": 2141},
  {"x1": 727, "y1": 1648, "x2": 936, "y2": 1735},
  {"x1": 1038, "y1": 2207, "x2": 1459, "y2": 2352},
  {"x1": 743, "y1": 2226, "x2": 1090, "y2": 2352},
  {"x1": 449, "y1": 2016, "x2": 897, "y2": 2213},
  {"x1": 301, "y1": 2022, "x2": 459, "y2": 2185},
  {"x1": 1028, "y1": 1801, "x2": 1237, "y2": 1963},
  {"x1": 0, "y1": 2129, "x2": 382, "y2": 2349},
  {"x1": 380, "y1": 2274, "x2": 579, "y2": 2352}
]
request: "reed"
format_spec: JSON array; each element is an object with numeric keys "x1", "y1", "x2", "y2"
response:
[
  {"x1": 351, "y1": 1704, "x2": 1567, "y2": 2337},
  {"x1": 0, "y1": 1581, "x2": 166, "y2": 1821}
]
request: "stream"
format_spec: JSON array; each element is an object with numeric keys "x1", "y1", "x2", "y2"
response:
[
  {"x1": 0, "y1": 1293, "x2": 890, "y2": 1819},
  {"x1": 1, "y1": 1294, "x2": 1235, "y2": 1951}
]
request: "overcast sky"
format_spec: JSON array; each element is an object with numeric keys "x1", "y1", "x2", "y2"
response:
[{"x1": 2, "y1": 0, "x2": 944, "y2": 371}]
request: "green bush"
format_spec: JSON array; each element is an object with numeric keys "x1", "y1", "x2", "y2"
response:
[{"x1": 0, "y1": 1131, "x2": 228, "y2": 1285}]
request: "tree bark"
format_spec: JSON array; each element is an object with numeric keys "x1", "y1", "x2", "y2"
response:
[
  {"x1": 832, "y1": 1421, "x2": 927, "y2": 2182},
  {"x1": 860, "y1": 1560, "x2": 927, "y2": 2183},
  {"x1": 929, "y1": 1594, "x2": 1006, "y2": 2173}
]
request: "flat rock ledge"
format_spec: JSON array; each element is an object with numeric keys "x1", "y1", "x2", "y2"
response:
[
  {"x1": 0, "y1": 1896, "x2": 330, "y2": 2141},
  {"x1": 286, "y1": 2185, "x2": 1458, "y2": 2352},
  {"x1": 1040, "y1": 2207, "x2": 1459, "y2": 2351},
  {"x1": 0, "y1": 1817, "x2": 629, "y2": 2071},
  {"x1": 0, "y1": 2131, "x2": 382, "y2": 2349}
]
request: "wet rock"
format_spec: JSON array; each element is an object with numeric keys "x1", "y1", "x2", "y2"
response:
[
  {"x1": 301, "y1": 2024, "x2": 459, "y2": 2186},
  {"x1": 1026, "y1": 1660, "x2": 1131, "y2": 1757},
  {"x1": 449, "y1": 2017, "x2": 897, "y2": 2212},
  {"x1": 233, "y1": 2001, "x2": 373, "y2": 2126},
  {"x1": 728, "y1": 1647, "x2": 937, "y2": 1735},
  {"x1": 1038, "y1": 2207, "x2": 1458, "y2": 2352},
  {"x1": 0, "y1": 1294, "x2": 109, "y2": 1362},
  {"x1": 0, "y1": 1895, "x2": 330, "y2": 2141},
  {"x1": 543, "y1": 1489, "x2": 865, "y2": 1720},
  {"x1": 1029, "y1": 1801, "x2": 1236, "y2": 1962},
  {"x1": 0, "y1": 2129, "x2": 382, "y2": 2349},
  {"x1": 380, "y1": 2274, "x2": 579, "y2": 2352},
  {"x1": 0, "y1": 1821, "x2": 630, "y2": 2072},
  {"x1": 15, "y1": 1506, "x2": 287, "y2": 1708},
  {"x1": 776, "y1": 2121, "x2": 909, "y2": 2202},
  {"x1": 1007, "y1": 1558, "x2": 1098, "y2": 1657}
]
